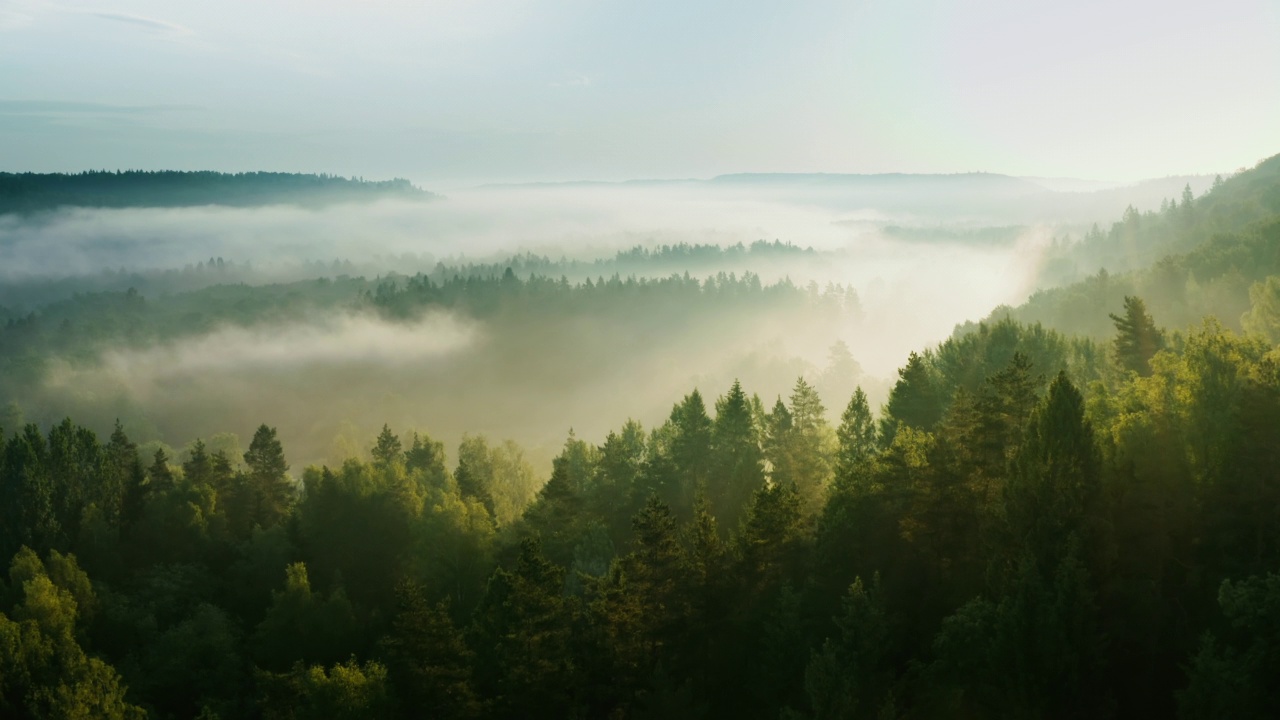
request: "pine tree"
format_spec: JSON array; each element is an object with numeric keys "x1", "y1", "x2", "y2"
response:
[
  {"x1": 371, "y1": 424, "x2": 402, "y2": 467},
  {"x1": 880, "y1": 351, "x2": 943, "y2": 444},
  {"x1": 183, "y1": 439, "x2": 213, "y2": 488},
  {"x1": 1003, "y1": 372, "x2": 1106, "y2": 577},
  {"x1": 788, "y1": 377, "x2": 832, "y2": 512},
  {"x1": 835, "y1": 387, "x2": 877, "y2": 482},
  {"x1": 708, "y1": 380, "x2": 765, "y2": 530},
  {"x1": 383, "y1": 579, "x2": 480, "y2": 718},
  {"x1": 405, "y1": 431, "x2": 449, "y2": 489},
  {"x1": 470, "y1": 539, "x2": 579, "y2": 718},
  {"x1": 148, "y1": 448, "x2": 175, "y2": 494},
  {"x1": 104, "y1": 421, "x2": 143, "y2": 530},
  {"x1": 241, "y1": 424, "x2": 293, "y2": 530},
  {"x1": 764, "y1": 397, "x2": 795, "y2": 487},
  {"x1": 669, "y1": 390, "x2": 713, "y2": 516},
  {"x1": 1109, "y1": 295, "x2": 1164, "y2": 376}
]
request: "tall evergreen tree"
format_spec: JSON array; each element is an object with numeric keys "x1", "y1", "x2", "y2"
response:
[
  {"x1": 669, "y1": 390, "x2": 713, "y2": 516},
  {"x1": 1109, "y1": 295, "x2": 1164, "y2": 376},
  {"x1": 788, "y1": 377, "x2": 832, "y2": 512},
  {"x1": 383, "y1": 579, "x2": 481, "y2": 718},
  {"x1": 835, "y1": 387, "x2": 877, "y2": 482},
  {"x1": 708, "y1": 381, "x2": 765, "y2": 530},
  {"x1": 470, "y1": 539, "x2": 579, "y2": 719},
  {"x1": 880, "y1": 351, "x2": 944, "y2": 445},
  {"x1": 405, "y1": 431, "x2": 449, "y2": 489},
  {"x1": 764, "y1": 398, "x2": 795, "y2": 487},
  {"x1": 1003, "y1": 372, "x2": 1107, "y2": 578},
  {"x1": 240, "y1": 424, "x2": 293, "y2": 531},
  {"x1": 148, "y1": 447, "x2": 175, "y2": 494},
  {"x1": 371, "y1": 424, "x2": 403, "y2": 468}
]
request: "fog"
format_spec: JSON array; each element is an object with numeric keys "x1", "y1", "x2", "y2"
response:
[
  {"x1": 0, "y1": 173, "x2": 1209, "y2": 282},
  {"x1": 52, "y1": 311, "x2": 477, "y2": 386},
  {"x1": 0, "y1": 174, "x2": 1192, "y2": 470},
  {"x1": 22, "y1": 297, "x2": 856, "y2": 471}
]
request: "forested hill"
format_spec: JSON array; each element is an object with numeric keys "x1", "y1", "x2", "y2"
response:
[
  {"x1": 979, "y1": 152, "x2": 1280, "y2": 341},
  {"x1": 2, "y1": 313, "x2": 1279, "y2": 718},
  {"x1": 0, "y1": 171, "x2": 434, "y2": 214}
]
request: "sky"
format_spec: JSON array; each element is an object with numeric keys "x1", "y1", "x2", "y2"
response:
[{"x1": 1, "y1": 0, "x2": 1277, "y2": 187}]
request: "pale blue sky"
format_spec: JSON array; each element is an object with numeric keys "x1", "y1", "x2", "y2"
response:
[{"x1": 1, "y1": 0, "x2": 1277, "y2": 185}]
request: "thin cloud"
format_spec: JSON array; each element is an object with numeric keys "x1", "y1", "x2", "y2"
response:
[
  {"x1": 92, "y1": 11, "x2": 190, "y2": 35},
  {"x1": 0, "y1": 10, "x2": 33, "y2": 30},
  {"x1": 0, "y1": 100, "x2": 200, "y2": 114},
  {"x1": 551, "y1": 73, "x2": 592, "y2": 88}
]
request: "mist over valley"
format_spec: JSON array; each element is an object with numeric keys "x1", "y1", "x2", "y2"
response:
[{"x1": 2, "y1": 1, "x2": 1278, "y2": 717}]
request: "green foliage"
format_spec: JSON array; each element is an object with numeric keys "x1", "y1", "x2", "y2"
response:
[
  {"x1": 0, "y1": 293, "x2": 1279, "y2": 717},
  {"x1": 1180, "y1": 574, "x2": 1280, "y2": 720},
  {"x1": 382, "y1": 580, "x2": 481, "y2": 718},
  {"x1": 258, "y1": 657, "x2": 393, "y2": 720},
  {"x1": 835, "y1": 387, "x2": 877, "y2": 483},
  {"x1": 1110, "y1": 295, "x2": 1165, "y2": 376},
  {"x1": 371, "y1": 425, "x2": 403, "y2": 468},
  {"x1": 252, "y1": 563, "x2": 359, "y2": 673},
  {"x1": 238, "y1": 425, "x2": 293, "y2": 533},
  {"x1": 0, "y1": 548, "x2": 144, "y2": 719},
  {"x1": 1241, "y1": 275, "x2": 1280, "y2": 343},
  {"x1": 470, "y1": 539, "x2": 579, "y2": 718},
  {"x1": 880, "y1": 352, "x2": 944, "y2": 445},
  {"x1": 708, "y1": 380, "x2": 765, "y2": 531},
  {"x1": 928, "y1": 544, "x2": 1106, "y2": 719},
  {"x1": 789, "y1": 575, "x2": 895, "y2": 720}
]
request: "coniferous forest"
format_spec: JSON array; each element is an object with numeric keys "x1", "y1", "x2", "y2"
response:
[{"x1": 1, "y1": 151, "x2": 1280, "y2": 719}]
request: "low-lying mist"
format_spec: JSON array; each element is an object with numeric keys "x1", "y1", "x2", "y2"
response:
[
  {"x1": 0, "y1": 175, "x2": 1157, "y2": 472},
  {"x1": 23, "y1": 297, "x2": 861, "y2": 471}
]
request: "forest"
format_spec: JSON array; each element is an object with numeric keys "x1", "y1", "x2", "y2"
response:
[{"x1": 1, "y1": 153, "x2": 1279, "y2": 718}]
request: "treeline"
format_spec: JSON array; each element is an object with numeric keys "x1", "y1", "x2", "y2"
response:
[
  {"x1": 2, "y1": 308, "x2": 1278, "y2": 718},
  {"x1": 0, "y1": 269, "x2": 858, "y2": 389},
  {"x1": 367, "y1": 269, "x2": 858, "y2": 321},
  {"x1": 0, "y1": 241, "x2": 823, "y2": 316},
  {"x1": 429, "y1": 240, "x2": 818, "y2": 287},
  {"x1": 0, "y1": 171, "x2": 433, "y2": 214}
]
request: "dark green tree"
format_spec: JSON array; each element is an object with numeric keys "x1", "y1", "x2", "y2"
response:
[
  {"x1": 788, "y1": 377, "x2": 832, "y2": 512},
  {"x1": 240, "y1": 424, "x2": 293, "y2": 531},
  {"x1": 148, "y1": 447, "x2": 175, "y2": 494},
  {"x1": 371, "y1": 424, "x2": 403, "y2": 468},
  {"x1": 382, "y1": 579, "x2": 481, "y2": 718},
  {"x1": 470, "y1": 539, "x2": 579, "y2": 719},
  {"x1": 1109, "y1": 295, "x2": 1164, "y2": 376},
  {"x1": 1180, "y1": 573, "x2": 1280, "y2": 720},
  {"x1": 835, "y1": 387, "x2": 877, "y2": 482},
  {"x1": 880, "y1": 351, "x2": 944, "y2": 445},
  {"x1": 708, "y1": 380, "x2": 765, "y2": 531},
  {"x1": 405, "y1": 431, "x2": 449, "y2": 489}
]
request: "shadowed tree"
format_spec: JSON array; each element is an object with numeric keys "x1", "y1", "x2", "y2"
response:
[
  {"x1": 787, "y1": 377, "x2": 833, "y2": 512},
  {"x1": 382, "y1": 579, "x2": 481, "y2": 718},
  {"x1": 1109, "y1": 295, "x2": 1164, "y2": 376},
  {"x1": 708, "y1": 381, "x2": 765, "y2": 531},
  {"x1": 880, "y1": 351, "x2": 944, "y2": 445},
  {"x1": 239, "y1": 424, "x2": 293, "y2": 532},
  {"x1": 148, "y1": 448, "x2": 175, "y2": 495},
  {"x1": 835, "y1": 387, "x2": 877, "y2": 482},
  {"x1": 371, "y1": 424, "x2": 403, "y2": 468},
  {"x1": 470, "y1": 539, "x2": 580, "y2": 719}
]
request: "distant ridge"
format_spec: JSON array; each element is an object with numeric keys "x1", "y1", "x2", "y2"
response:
[
  {"x1": 708, "y1": 171, "x2": 1040, "y2": 188},
  {"x1": 0, "y1": 170, "x2": 436, "y2": 214},
  {"x1": 475, "y1": 171, "x2": 1040, "y2": 191}
]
